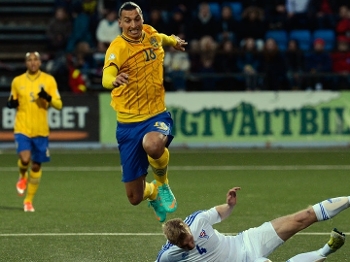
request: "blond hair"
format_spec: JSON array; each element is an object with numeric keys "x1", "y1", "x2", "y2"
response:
[{"x1": 162, "y1": 218, "x2": 191, "y2": 246}]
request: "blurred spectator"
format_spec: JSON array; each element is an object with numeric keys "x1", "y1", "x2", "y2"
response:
[
  {"x1": 214, "y1": 40, "x2": 237, "y2": 73},
  {"x1": 67, "y1": 54, "x2": 87, "y2": 93},
  {"x1": 163, "y1": 46, "x2": 191, "y2": 91},
  {"x1": 189, "y1": 2, "x2": 220, "y2": 45},
  {"x1": 331, "y1": 36, "x2": 350, "y2": 90},
  {"x1": 166, "y1": 7, "x2": 187, "y2": 39},
  {"x1": 265, "y1": 0, "x2": 287, "y2": 30},
  {"x1": 81, "y1": 0, "x2": 98, "y2": 15},
  {"x1": 217, "y1": 5, "x2": 239, "y2": 44},
  {"x1": 63, "y1": 40, "x2": 99, "y2": 93},
  {"x1": 166, "y1": 1, "x2": 199, "y2": 21},
  {"x1": 336, "y1": 5, "x2": 350, "y2": 42},
  {"x1": 239, "y1": 0, "x2": 265, "y2": 10},
  {"x1": 149, "y1": 0, "x2": 169, "y2": 10},
  {"x1": 308, "y1": 0, "x2": 338, "y2": 30},
  {"x1": 97, "y1": 0, "x2": 118, "y2": 17},
  {"x1": 236, "y1": 37, "x2": 261, "y2": 91},
  {"x1": 45, "y1": 54, "x2": 70, "y2": 93},
  {"x1": 146, "y1": 8, "x2": 168, "y2": 34},
  {"x1": 81, "y1": 0, "x2": 100, "y2": 44},
  {"x1": 285, "y1": 0, "x2": 311, "y2": 30},
  {"x1": 261, "y1": 38, "x2": 287, "y2": 90},
  {"x1": 66, "y1": 2, "x2": 95, "y2": 53},
  {"x1": 238, "y1": 6, "x2": 267, "y2": 51},
  {"x1": 192, "y1": 36, "x2": 218, "y2": 91},
  {"x1": 304, "y1": 38, "x2": 332, "y2": 90},
  {"x1": 54, "y1": 0, "x2": 74, "y2": 13},
  {"x1": 339, "y1": 1, "x2": 350, "y2": 8},
  {"x1": 213, "y1": 40, "x2": 239, "y2": 90},
  {"x1": 285, "y1": 39, "x2": 305, "y2": 90},
  {"x1": 73, "y1": 41, "x2": 97, "y2": 85},
  {"x1": 46, "y1": 7, "x2": 72, "y2": 55},
  {"x1": 95, "y1": 9, "x2": 120, "y2": 53},
  {"x1": 169, "y1": 1, "x2": 199, "y2": 10}
]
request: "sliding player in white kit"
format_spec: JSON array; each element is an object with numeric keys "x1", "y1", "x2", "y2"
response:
[{"x1": 156, "y1": 187, "x2": 347, "y2": 262}]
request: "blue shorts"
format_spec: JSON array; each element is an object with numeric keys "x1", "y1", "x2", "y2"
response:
[
  {"x1": 116, "y1": 111, "x2": 174, "y2": 183},
  {"x1": 15, "y1": 133, "x2": 50, "y2": 163}
]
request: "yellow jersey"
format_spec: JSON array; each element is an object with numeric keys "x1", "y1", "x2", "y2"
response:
[
  {"x1": 10, "y1": 70, "x2": 61, "y2": 137},
  {"x1": 103, "y1": 24, "x2": 176, "y2": 123}
]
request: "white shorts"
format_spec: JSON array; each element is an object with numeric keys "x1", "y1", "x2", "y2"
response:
[{"x1": 229, "y1": 222, "x2": 284, "y2": 261}]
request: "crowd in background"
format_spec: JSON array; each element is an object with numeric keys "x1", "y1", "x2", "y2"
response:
[{"x1": 44, "y1": 0, "x2": 350, "y2": 93}]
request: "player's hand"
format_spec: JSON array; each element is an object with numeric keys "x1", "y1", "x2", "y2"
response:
[
  {"x1": 172, "y1": 35, "x2": 188, "y2": 51},
  {"x1": 38, "y1": 87, "x2": 52, "y2": 102},
  {"x1": 6, "y1": 95, "x2": 19, "y2": 108},
  {"x1": 112, "y1": 73, "x2": 129, "y2": 88},
  {"x1": 226, "y1": 187, "x2": 241, "y2": 207}
]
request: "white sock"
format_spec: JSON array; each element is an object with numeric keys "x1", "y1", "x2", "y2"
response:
[
  {"x1": 319, "y1": 243, "x2": 332, "y2": 256},
  {"x1": 286, "y1": 250, "x2": 326, "y2": 262},
  {"x1": 312, "y1": 197, "x2": 350, "y2": 221}
]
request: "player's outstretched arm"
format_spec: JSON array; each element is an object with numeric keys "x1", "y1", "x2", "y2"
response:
[
  {"x1": 171, "y1": 35, "x2": 188, "y2": 52},
  {"x1": 215, "y1": 187, "x2": 241, "y2": 221},
  {"x1": 160, "y1": 34, "x2": 188, "y2": 51}
]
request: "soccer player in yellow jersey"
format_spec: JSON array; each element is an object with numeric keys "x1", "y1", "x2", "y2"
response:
[
  {"x1": 102, "y1": 2, "x2": 187, "y2": 222},
  {"x1": 6, "y1": 51, "x2": 63, "y2": 212}
]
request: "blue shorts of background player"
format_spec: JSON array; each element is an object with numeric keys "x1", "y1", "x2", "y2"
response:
[
  {"x1": 116, "y1": 111, "x2": 177, "y2": 222},
  {"x1": 15, "y1": 134, "x2": 50, "y2": 163}
]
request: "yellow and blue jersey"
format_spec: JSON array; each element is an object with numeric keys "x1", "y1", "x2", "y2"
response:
[
  {"x1": 10, "y1": 70, "x2": 61, "y2": 137},
  {"x1": 103, "y1": 24, "x2": 177, "y2": 123}
]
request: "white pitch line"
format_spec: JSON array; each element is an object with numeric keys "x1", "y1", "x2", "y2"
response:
[
  {"x1": 0, "y1": 233, "x2": 163, "y2": 237},
  {"x1": 0, "y1": 232, "x2": 339, "y2": 237},
  {"x1": 1, "y1": 165, "x2": 350, "y2": 172}
]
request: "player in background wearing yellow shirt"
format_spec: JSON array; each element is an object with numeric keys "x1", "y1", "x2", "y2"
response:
[
  {"x1": 6, "y1": 52, "x2": 63, "y2": 212},
  {"x1": 102, "y1": 2, "x2": 187, "y2": 222}
]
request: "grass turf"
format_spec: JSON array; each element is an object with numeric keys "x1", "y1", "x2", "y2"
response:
[{"x1": 0, "y1": 148, "x2": 350, "y2": 261}]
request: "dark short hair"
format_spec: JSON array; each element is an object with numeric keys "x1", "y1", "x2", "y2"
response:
[{"x1": 118, "y1": 1, "x2": 142, "y2": 17}]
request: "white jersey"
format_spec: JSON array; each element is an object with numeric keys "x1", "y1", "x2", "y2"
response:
[
  {"x1": 156, "y1": 208, "x2": 233, "y2": 262},
  {"x1": 156, "y1": 209, "x2": 284, "y2": 262}
]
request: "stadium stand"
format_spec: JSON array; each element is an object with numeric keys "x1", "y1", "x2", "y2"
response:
[
  {"x1": 289, "y1": 29, "x2": 312, "y2": 51},
  {"x1": 223, "y1": 1, "x2": 243, "y2": 21},
  {"x1": 312, "y1": 29, "x2": 336, "y2": 51},
  {"x1": 0, "y1": 0, "x2": 54, "y2": 91},
  {"x1": 0, "y1": 1, "x2": 348, "y2": 92},
  {"x1": 265, "y1": 30, "x2": 288, "y2": 51},
  {"x1": 208, "y1": 2, "x2": 221, "y2": 19}
]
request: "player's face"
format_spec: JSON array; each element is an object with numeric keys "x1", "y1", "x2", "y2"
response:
[
  {"x1": 178, "y1": 234, "x2": 195, "y2": 251},
  {"x1": 118, "y1": 8, "x2": 144, "y2": 40},
  {"x1": 25, "y1": 53, "x2": 41, "y2": 74}
]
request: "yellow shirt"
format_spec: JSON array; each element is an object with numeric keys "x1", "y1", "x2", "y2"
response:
[
  {"x1": 103, "y1": 24, "x2": 177, "y2": 123},
  {"x1": 10, "y1": 70, "x2": 62, "y2": 137}
]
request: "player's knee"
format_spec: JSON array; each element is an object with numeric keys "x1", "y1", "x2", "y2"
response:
[
  {"x1": 127, "y1": 194, "x2": 143, "y2": 206},
  {"x1": 144, "y1": 144, "x2": 164, "y2": 159},
  {"x1": 143, "y1": 135, "x2": 165, "y2": 159},
  {"x1": 18, "y1": 159, "x2": 29, "y2": 168},
  {"x1": 31, "y1": 162, "x2": 41, "y2": 172}
]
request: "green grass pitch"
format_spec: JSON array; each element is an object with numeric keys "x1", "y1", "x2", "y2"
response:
[{"x1": 1, "y1": 148, "x2": 350, "y2": 261}]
